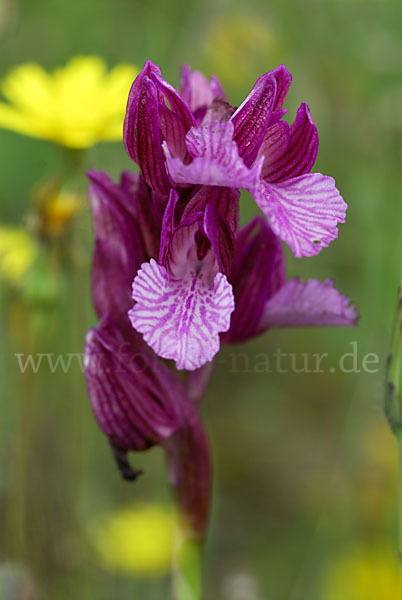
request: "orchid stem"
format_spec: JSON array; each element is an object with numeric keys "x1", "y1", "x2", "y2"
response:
[
  {"x1": 397, "y1": 429, "x2": 402, "y2": 558},
  {"x1": 171, "y1": 525, "x2": 203, "y2": 600}
]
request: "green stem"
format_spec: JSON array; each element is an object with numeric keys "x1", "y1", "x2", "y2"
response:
[
  {"x1": 397, "y1": 429, "x2": 402, "y2": 557},
  {"x1": 171, "y1": 527, "x2": 203, "y2": 600}
]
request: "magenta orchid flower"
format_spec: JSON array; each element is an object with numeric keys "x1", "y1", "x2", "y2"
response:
[
  {"x1": 124, "y1": 61, "x2": 346, "y2": 259},
  {"x1": 85, "y1": 60, "x2": 359, "y2": 595}
]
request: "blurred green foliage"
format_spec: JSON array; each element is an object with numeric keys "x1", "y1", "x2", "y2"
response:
[{"x1": 0, "y1": 0, "x2": 402, "y2": 599}]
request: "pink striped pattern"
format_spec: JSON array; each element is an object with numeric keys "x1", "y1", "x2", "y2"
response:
[
  {"x1": 254, "y1": 174, "x2": 347, "y2": 258},
  {"x1": 129, "y1": 259, "x2": 234, "y2": 370},
  {"x1": 164, "y1": 121, "x2": 263, "y2": 190}
]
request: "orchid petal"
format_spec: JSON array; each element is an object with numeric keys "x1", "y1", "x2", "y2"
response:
[
  {"x1": 84, "y1": 314, "x2": 180, "y2": 451},
  {"x1": 159, "y1": 103, "x2": 189, "y2": 161},
  {"x1": 260, "y1": 278, "x2": 358, "y2": 329},
  {"x1": 123, "y1": 76, "x2": 170, "y2": 195},
  {"x1": 264, "y1": 103, "x2": 319, "y2": 183},
  {"x1": 258, "y1": 122, "x2": 290, "y2": 180},
  {"x1": 203, "y1": 203, "x2": 235, "y2": 277},
  {"x1": 183, "y1": 186, "x2": 240, "y2": 237},
  {"x1": 119, "y1": 171, "x2": 162, "y2": 259},
  {"x1": 158, "y1": 189, "x2": 180, "y2": 267},
  {"x1": 88, "y1": 170, "x2": 146, "y2": 318},
  {"x1": 164, "y1": 121, "x2": 263, "y2": 189},
  {"x1": 224, "y1": 217, "x2": 285, "y2": 343},
  {"x1": 124, "y1": 60, "x2": 162, "y2": 127},
  {"x1": 150, "y1": 69, "x2": 196, "y2": 130},
  {"x1": 129, "y1": 259, "x2": 234, "y2": 370},
  {"x1": 231, "y1": 73, "x2": 277, "y2": 166},
  {"x1": 179, "y1": 66, "x2": 215, "y2": 113},
  {"x1": 271, "y1": 65, "x2": 292, "y2": 112},
  {"x1": 180, "y1": 65, "x2": 226, "y2": 124},
  {"x1": 254, "y1": 174, "x2": 347, "y2": 258}
]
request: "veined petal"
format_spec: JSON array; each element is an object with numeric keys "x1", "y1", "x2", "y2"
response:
[
  {"x1": 124, "y1": 75, "x2": 170, "y2": 195},
  {"x1": 150, "y1": 69, "x2": 196, "y2": 131},
  {"x1": 260, "y1": 278, "x2": 358, "y2": 329},
  {"x1": 179, "y1": 65, "x2": 226, "y2": 123},
  {"x1": 254, "y1": 174, "x2": 347, "y2": 258},
  {"x1": 88, "y1": 170, "x2": 146, "y2": 318},
  {"x1": 231, "y1": 73, "x2": 277, "y2": 166},
  {"x1": 179, "y1": 66, "x2": 215, "y2": 113},
  {"x1": 158, "y1": 189, "x2": 180, "y2": 267},
  {"x1": 182, "y1": 186, "x2": 240, "y2": 237},
  {"x1": 264, "y1": 103, "x2": 319, "y2": 183},
  {"x1": 124, "y1": 60, "x2": 162, "y2": 122},
  {"x1": 164, "y1": 121, "x2": 263, "y2": 189},
  {"x1": 159, "y1": 103, "x2": 189, "y2": 161},
  {"x1": 119, "y1": 171, "x2": 162, "y2": 259},
  {"x1": 203, "y1": 203, "x2": 235, "y2": 276},
  {"x1": 224, "y1": 217, "x2": 285, "y2": 343},
  {"x1": 84, "y1": 314, "x2": 180, "y2": 452},
  {"x1": 270, "y1": 65, "x2": 292, "y2": 113},
  {"x1": 259, "y1": 122, "x2": 290, "y2": 180},
  {"x1": 129, "y1": 259, "x2": 234, "y2": 370}
]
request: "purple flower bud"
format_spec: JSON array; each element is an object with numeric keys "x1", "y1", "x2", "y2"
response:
[
  {"x1": 85, "y1": 313, "x2": 179, "y2": 452},
  {"x1": 85, "y1": 312, "x2": 211, "y2": 535}
]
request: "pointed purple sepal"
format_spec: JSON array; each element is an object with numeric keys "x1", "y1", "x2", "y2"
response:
[
  {"x1": 231, "y1": 72, "x2": 277, "y2": 167},
  {"x1": 123, "y1": 74, "x2": 170, "y2": 195},
  {"x1": 262, "y1": 103, "x2": 319, "y2": 183}
]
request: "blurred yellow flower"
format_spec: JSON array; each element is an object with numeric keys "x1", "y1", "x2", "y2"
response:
[
  {"x1": 0, "y1": 226, "x2": 37, "y2": 285},
  {"x1": 90, "y1": 503, "x2": 175, "y2": 576},
  {"x1": 0, "y1": 56, "x2": 138, "y2": 148},
  {"x1": 324, "y1": 546, "x2": 402, "y2": 600},
  {"x1": 34, "y1": 183, "x2": 83, "y2": 238}
]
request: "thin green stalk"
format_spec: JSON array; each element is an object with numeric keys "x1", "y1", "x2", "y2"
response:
[
  {"x1": 397, "y1": 429, "x2": 402, "y2": 557},
  {"x1": 171, "y1": 527, "x2": 203, "y2": 600}
]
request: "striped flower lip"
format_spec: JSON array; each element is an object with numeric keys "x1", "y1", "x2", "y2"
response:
[
  {"x1": 129, "y1": 259, "x2": 234, "y2": 370},
  {"x1": 128, "y1": 190, "x2": 236, "y2": 371}
]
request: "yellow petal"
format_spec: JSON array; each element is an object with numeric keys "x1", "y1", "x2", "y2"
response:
[
  {"x1": 0, "y1": 227, "x2": 37, "y2": 284},
  {"x1": 0, "y1": 56, "x2": 138, "y2": 148},
  {"x1": 1, "y1": 63, "x2": 53, "y2": 119}
]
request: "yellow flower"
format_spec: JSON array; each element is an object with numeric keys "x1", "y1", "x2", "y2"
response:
[
  {"x1": 0, "y1": 56, "x2": 138, "y2": 148},
  {"x1": 90, "y1": 503, "x2": 175, "y2": 576},
  {"x1": 34, "y1": 182, "x2": 83, "y2": 238},
  {"x1": 0, "y1": 226, "x2": 37, "y2": 285},
  {"x1": 323, "y1": 545, "x2": 402, "y2": 600}
]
